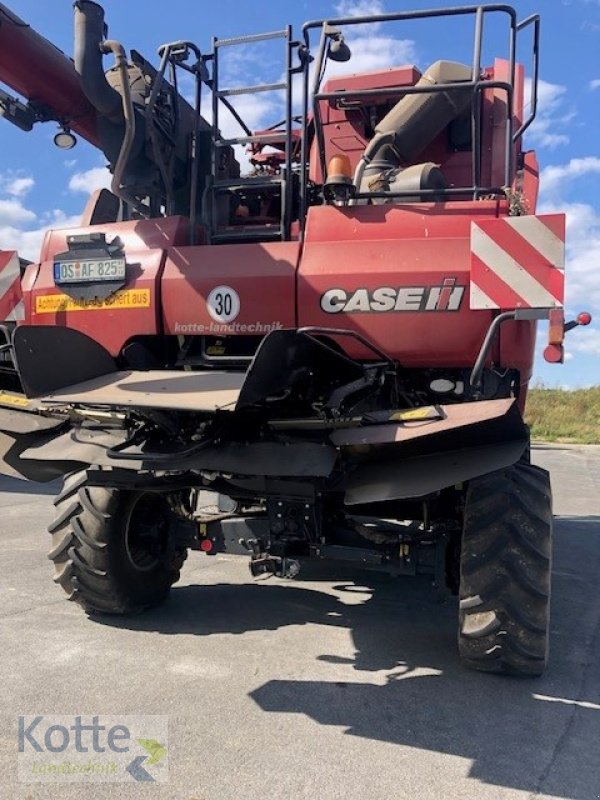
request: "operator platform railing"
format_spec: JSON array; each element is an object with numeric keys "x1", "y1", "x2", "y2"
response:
[
  {"x1": 299, "y1": 4, "x2": 540, "y2": 231},
  {"x1": 203, "y1": 28, "x2": 295, "y2": 244},
  {"x1": 178, "y1": 4, "x2": 539, "y2": 243}
]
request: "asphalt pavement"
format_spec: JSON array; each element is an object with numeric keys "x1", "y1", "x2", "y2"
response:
[{"x1": 0, "y1": 444, "x2": 599, "y2": 799}]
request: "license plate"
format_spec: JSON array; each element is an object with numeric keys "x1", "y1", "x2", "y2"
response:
[{"x1": 53, "y1": 258, "x2": 126, "y2": 284}]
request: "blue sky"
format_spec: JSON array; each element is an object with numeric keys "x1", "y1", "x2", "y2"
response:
[{"x1": 0, "y1": 0, "x2": 598, "y2": 387}]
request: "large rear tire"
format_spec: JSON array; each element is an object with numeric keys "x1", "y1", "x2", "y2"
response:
[
  {"x1": 48, "y1": 471, "x2": 187, "y2": 614},
  {"x1": 458, "y1": 462, "x2": 552, "y2": 676}
]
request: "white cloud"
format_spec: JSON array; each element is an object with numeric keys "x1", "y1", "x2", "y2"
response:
[
  {"x1": 335, "y1": 0, "x2": 387, "y2": 33},
  {"x1": 221, "y1": 94, "x2": 280, "y2": 136},
  {"x1": 324, "y1": 33, "x2": 416, "y2": 79},
  {"x1": 4, "y1": 176, "x2": 35, "y2": 198},
  {"x1": 568, "y1": 330, "x2": 600, "y2": 357},
  {"x1": 540, "y1": 156, "x2": 600, "y2": 197},
  {"x1": 219, "y1": 42, "x2": 281, "y2": 91},
  {"x1": 68, "y1": 167, "x2": 111, "y2": 194},
  {"x1": 0, "y1": 224, "x2": 46, "y2": 263},
  {"x1": 0, "y1": 211, "x2": 81, "y2": 263},
  {"x1": 0, "y1": 199, "x2": 36, "y2": 226},
  {"x1": 337, "y1": 0, "x2": 386, "y2": 16},
  {"x1": 330, "y1": 0, "x2": 416, "y2": 76},
  {"x1": 524, "y1": 78, "x2": 572, "y2": 149},
  {"x1": 590, "y1": 79, "x2": 600, "y2": 90},
  {"x1": 45, "y1": 210, "x2": 82, "y2": 228},
  {"x1": 537, "y1": 159, "x2": 600, "y2": 345},
  {"x1": 0, "y1": 169, "x2": 84, "y2": 260},
  {"x1": 0, "y1": 171, "x2": 35, "y2": 199}
]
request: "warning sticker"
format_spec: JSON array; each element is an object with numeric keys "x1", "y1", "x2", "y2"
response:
[
  {"x1": 35, "y1": 289, "x2": 151, "y2": 315},
  {"x1": 390, "y1": 406, "x2": 444, "y2": 422},
  {"x1": 0, "y1": 392, "x2": 30, "y2": 409}
]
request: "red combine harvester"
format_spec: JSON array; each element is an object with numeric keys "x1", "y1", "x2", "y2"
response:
[{"x1": 0, "y1": 2, "x2": 591, "y2": 674}]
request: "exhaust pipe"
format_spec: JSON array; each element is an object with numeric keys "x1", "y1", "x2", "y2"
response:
[{"x1": 74, "y1": 0, "x2": 122, "y2": 122}]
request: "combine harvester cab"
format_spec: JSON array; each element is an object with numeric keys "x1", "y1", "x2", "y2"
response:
[{"x1": 0, "y1": 2, "x2": 592, "y2": 673}]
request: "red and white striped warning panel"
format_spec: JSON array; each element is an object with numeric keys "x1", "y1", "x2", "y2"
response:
[
  {"x1": 0, "y1": 251, "x2": 24, "y2": 322},
  {"x1": 470, "y1": 214, "x2": 565, "y2": 310}
]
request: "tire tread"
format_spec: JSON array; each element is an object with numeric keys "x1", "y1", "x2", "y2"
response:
[
  {"x1": 48, "y1": 471, "x2": 187, "y2": 615},
  {"x1": 458, "y1": 462, "x2": 552, "y2": 676}
]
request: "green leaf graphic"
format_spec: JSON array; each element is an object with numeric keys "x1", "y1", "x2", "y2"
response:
[{"x1": 137, "y1": 738, "x2": 167, "y2": 766}]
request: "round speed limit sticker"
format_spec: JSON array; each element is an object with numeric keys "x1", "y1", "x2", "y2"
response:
[{"x1": 206, "y1": 285, "x2": 240, "y2": 323}]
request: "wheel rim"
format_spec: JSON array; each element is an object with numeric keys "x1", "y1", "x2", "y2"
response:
[{"x1": 125, "y1": 494, "x2": 170, "y2": 572}]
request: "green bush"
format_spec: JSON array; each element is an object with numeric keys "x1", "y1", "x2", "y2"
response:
[{"x1": 525, "y1": 387, "x2": 600, "y2": 444}]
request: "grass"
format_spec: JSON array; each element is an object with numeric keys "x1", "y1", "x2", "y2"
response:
[{"x1": 525, "y1": 386, "x2": 600, "y2": 444}]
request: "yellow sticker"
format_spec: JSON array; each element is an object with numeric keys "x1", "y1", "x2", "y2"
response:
[
  {"x1": 35, "y1": 289, "x2": 151, "y2": 315},
  {"x1": 391, "y1": 405, "x2": 440, "y2": 422},
  {"x1": 0, "y1": 392, "x2": 30, "y2": 409}
]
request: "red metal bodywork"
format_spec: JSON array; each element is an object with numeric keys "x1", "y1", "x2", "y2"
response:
[
  {"x1": 26, "y1": 218, "x2": 190, "y2": 355},
  {"x1": 298, "y1": 203, "x2": 536, "y2": 388},
  {"x1": 16, "y1": 58, "x2": 540, "y2": 399},
  {"x1": 162, "y1": 243, "x2": 299, "y2": 335},
  {"x1": 24, "y1": 202, "x2": 536, "y2": 396}
]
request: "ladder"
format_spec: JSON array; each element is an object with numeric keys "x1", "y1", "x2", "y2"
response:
[{"x1": 207, "y1": 27, "x2": 294, "y2": 244}]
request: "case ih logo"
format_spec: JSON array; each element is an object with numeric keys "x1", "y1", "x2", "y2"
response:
[{"x1": 320, "y1": 278, "x2": 465, "y2": 314}]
